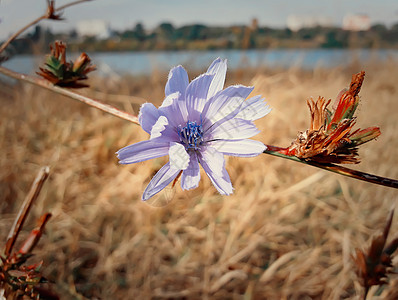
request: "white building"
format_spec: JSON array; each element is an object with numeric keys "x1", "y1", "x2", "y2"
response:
[
  {"x1": 76, "y1": 20, "x2": 111, "y2": 39},
  {"x1": 287, "y1": 15, "x2": 333, "y2": 31},
  {"x1": 342, "y1": 14, "x2": 371, "y2": 31}
]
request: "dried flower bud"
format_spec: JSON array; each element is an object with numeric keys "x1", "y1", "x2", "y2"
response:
[
  {"x1": 328, "y1": 72, "x2": 364, "y2": 127},
  {"x1": 353, "y1": 210, "x2": 398, "y2": 298},
  {"x1": 46, "y1": 0, "x2": 64, "y2": 20},
  {"x1": 51, "y1": 40, "x2": 66, "y2": 65},
  {"x1": 349, "y1": 127, "x2": 382, "y2": 147},
  {"x1": 37, "y1": 41, "x2": 96, "y2": 88},
  {"x1": 72, "y1": 52, "x2": 96, "y2": 75},
  {"x1": 286, "y1": 71, "x2": 380, "y2": 164}
]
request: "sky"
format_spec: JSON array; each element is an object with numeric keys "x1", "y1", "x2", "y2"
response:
[{"x1": 0, "y1": 0, "x2": 397, "y2": 39}]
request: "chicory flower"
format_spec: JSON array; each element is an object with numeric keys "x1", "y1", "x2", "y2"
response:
[{"x1": 117, "y1": 58, "x2": 271, "y2": 200}]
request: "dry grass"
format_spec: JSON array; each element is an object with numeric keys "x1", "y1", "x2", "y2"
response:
[{"x1": 0, "y1": 60, "x2": 397, "y2": 299}]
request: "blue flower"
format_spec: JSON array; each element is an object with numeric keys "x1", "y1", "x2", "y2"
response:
[{"x1": 117, "y1": 58, "x2": 271, "y2": 200}]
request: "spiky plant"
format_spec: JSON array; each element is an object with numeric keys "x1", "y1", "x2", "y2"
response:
[
  {"x1": 284, "y1": 71, "x2": 380, "y2": 164},
  {"x1": 37, "y1": 41, "x2": 96, "y2": 88}
]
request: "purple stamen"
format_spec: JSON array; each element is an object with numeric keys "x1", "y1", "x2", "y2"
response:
[{"x1": 178, "y1": 120, "x2": 203, "y2": 150}]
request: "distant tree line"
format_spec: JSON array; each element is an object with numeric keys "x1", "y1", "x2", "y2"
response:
[{"x1": 4, "y1": 21, "x2": 398, "y2": 55}]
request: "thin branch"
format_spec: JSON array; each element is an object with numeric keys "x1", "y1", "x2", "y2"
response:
[
  {"x1": 0, "y1": 66, "x2": 139, "y2": 124},
  {"x1": 264, "y1": 145, "x2": 398, "y2": 189},
  {"x1": 0, "y1": 15, "x2": 46, "y2": 54},
  {"x1": 56, "y1": 0, "x2": 93, "y2": 12},
  {"x1": 4, "y1": 166, "x2": 50, "y2": 257},
  {"x1": 18, "y1": 213, "x2": 52, "y2": 255},
  {"x1": 0, "y1": 0, "x2": 93, "y2": 54},
  {"x1": 363, "y1": 287, "x2": 369, "y2": 300}
]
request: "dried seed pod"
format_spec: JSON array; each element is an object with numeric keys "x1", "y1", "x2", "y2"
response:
[
  {"x1": 352, "y1": 210, "x2": 398, "y2": 299},
  {"x1": 37, "y1": 41, "x2": 96, "y2": 88},
  {"x1": 287, "y1": 71, "x2": 380, "y2": 164}
]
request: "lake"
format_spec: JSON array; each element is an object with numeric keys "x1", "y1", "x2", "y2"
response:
[{"x1": 3, "y1": 48, "x2": 398, "y2": 76}]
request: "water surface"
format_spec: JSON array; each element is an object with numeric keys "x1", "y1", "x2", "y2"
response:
[{"x1": 3, "y1": 48, "x2": 398, "y2": 76}]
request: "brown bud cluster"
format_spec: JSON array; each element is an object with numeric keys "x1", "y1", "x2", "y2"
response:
[
  {"x1": 352, "y1": 210, "x2": 398, "y2": 298},
  {"x1": 286, "y1": 72, "x2": 380, "y2": 164},
  {"x1": 37, "y1": 41, "x2": 96, "y2": 88}
]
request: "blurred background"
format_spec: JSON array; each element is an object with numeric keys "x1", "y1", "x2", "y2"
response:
[
  {"x1": 1, "y1": 1, "x2": 398, "y2": 299},
  {"x1": 1, "y1": 0, "x2": 398, "y2": 75}
]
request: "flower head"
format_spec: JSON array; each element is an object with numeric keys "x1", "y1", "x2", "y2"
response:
[
  {"x1": 37, "y1": 41, "x2": 96, "y2": 88},
  {"x1": 286, "y1": 71, "x2": 381, "y2": 164},
  {"x1": 117, "y1": 58, "x2": 271, "y2": 200}
]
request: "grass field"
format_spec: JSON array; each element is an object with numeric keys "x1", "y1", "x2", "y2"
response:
[{"x1": 0, "y1": 59, "x2": 397, "y2": 299}]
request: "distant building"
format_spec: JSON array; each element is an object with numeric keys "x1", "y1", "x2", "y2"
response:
[
  {"x1": 76, "y1": 20, "x2": 111, "y2": 39},
  {"x1": 251, "y1": 18, "x2": 259, "y2": 31},
  {"x1": 342, "y1": 14, "x2": 371, "y2": 31},
  {"x1": 287, "y1": 15, "x2": 333, "y2": 31}
]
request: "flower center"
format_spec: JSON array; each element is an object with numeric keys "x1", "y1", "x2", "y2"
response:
[{"x1": 178, "y1": 120, "x2": 203, "y2": 150}]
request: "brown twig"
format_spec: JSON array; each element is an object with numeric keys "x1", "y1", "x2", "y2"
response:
[
  {"x1": 0, "y1": 66, "x2": 139, "y2": 124},
  {"x1": 56, "y1": 0, "x2": 93, "y2": 12},
  {"x1": 0, "y1": 15, "x2": 46, "y2": 54},
  {"x1": 4, "y1": 166, "x2": 50, "y2": 257},
  {"x1": 264, "y1": 145, "x2": 398, "y2": 189},
  {"x1": 0, "y1": 0, "x2": 93, "y2": 54},
  {"x1": 18, "y1": 212, "x2": 52, "y2": 255}
]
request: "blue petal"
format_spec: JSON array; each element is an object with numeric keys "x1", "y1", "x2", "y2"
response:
[
  {"x1": 150, "y1": 116, "x2": 168, "y2": 139},
  {"x1": 185, "y1": 73, "x2": 214, "y2": 121},
  {"x1": 149, "y1": 116, "x2": 179, "y2": 141},
  {"x1": 176, "y1": 98, "x2": 189, "y2": 123},
  {"x1": 199, "y1": 147, "x2": 225, "y2": 176},
  {"x1": 117, "y1": 138, "x2": 169, "y2": 164},
  {"x1": 159, "y1": 92, "x2": 187, "y2": 126},
  {"x1": 206, "y1": 58, "x2": 227, "y2": 100},
  {"x1": 202, "y1": 85, "x2": 253, "y2": 129},
  {"x1": 207, "y1": 139, "x2": 266, "y2": 157},
  {"x1": 165, "y1": 65, "x2": 189, "y2": 97},
  {"x1": 181, "y1": 152, "x2": 200, "y2": 190},
  {"x1": 142, "y1": 162, "x2": 181, "y2": 201},
  {"x1": 160, "y1": 91, "x2": 180, "y2": 110},
  {"x1": 235, "y1": 96, "x2": 272, "y2": 121},
  {"x1": 198, "y1": 147, "x2": 233, "y2": 195},
  {"x1": 169, "y1": 142, "x2": 190, "y2": 170},
  {"x1": 139, "y1": 103, "x2": 160, "y2": 134},
  {"x1": 205, "y1": 118, "x2": 259, "y2": 141}
]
